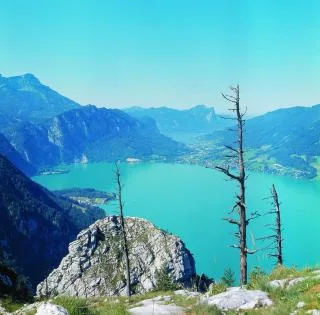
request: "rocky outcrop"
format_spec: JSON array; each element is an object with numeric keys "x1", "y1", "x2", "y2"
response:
[
  {"x1": 36, "y1": 303, "x2": 68, "y2": 315},
  {"x1": 201, "y1": 287, "x2": 273, "y2": 311},
  {"x1": 269, "y1": 270, "x2": 320, "y2": 289},
  {"x1": 37, "y1": 216, "x2": 196, "y2": 297},
  {"x1": 129, "y1": 295, "x2": 184, "y2": 315}
]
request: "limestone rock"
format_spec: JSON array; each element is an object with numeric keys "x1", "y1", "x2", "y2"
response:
[
  {"x1": 36, "y1": 303, "x2": 68, "y2": 315},
  {"x1": 37, "y1": 216, "x2": 196, "y2": 297},
  {"x1": 129, "y1": 296, "x2": 184, "y2": 315},
  {"x1": 296, "y1": 301, "x2": 306, "y2": 309},
  {"x1": 269, "y1": 271, "x2": 320, "y2": 289},
  {"x1": 201, "y1": 287, "x2": 273, "y2": 311},
  {"x1": 307, "y1": 310, "x2": 320, "y2": 315}
]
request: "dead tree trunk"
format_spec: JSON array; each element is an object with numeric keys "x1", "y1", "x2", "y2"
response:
[
  {"x1": 272, "y1": 184, "x2": 283, "y2": 265},
  {"x1": 115, "y1": 162, "x2": 131, "y2": 297},
  {"x1": 215, "y1": 85, "x2": 257, "y2": 286},
  {"x1": 259, "y1": 184, "x2": 283, "y2": 265}
]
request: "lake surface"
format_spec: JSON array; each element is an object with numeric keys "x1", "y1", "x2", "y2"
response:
[{"x1": 33, "y1": 162, "x2": 320, "y2": 281}]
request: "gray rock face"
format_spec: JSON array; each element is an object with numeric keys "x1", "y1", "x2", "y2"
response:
[
  {"x1": 201, "y1": 287, "x2": 273, "y2": 311},
  {"x1": 269, "y1": 271, "x2": 320, "y2": 289},
  {"x1": 129, "y1": 296, "x2": 184, "y2": 315},
  {"x1": 36, "y1": 303, "x2": 68, "y2": 315},
  {"x1": 37, "y1": 216, "x2": 196, "y2": 297}
]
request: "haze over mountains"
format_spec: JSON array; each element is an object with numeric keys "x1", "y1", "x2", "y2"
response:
[
  {"x1": 0, "y1": 73, "x2": 320, "y2": 179},
  {"x1": 0, "y1": 74, "x2": 186, "y2": 173},
  {"x1": 125, "y1": 105, "x2": 231, "y2": 135}
]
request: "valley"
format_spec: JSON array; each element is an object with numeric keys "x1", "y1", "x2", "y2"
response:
[
  {"x1": 33, "y1": 161, "x2": 320, "y2": 282},
  {"x1": 2, "y1": 2, "x2": 320, "y2": 313}
]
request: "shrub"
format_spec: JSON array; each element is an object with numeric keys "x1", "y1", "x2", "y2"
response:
[
  {"x1": 154, "y1": 264, "x2": 180, "y2": 291},
  {"x1": 191, "y1": 273, "x2": 214, "y2": 292},
  {"x1": 268, "y1": 265, "x2": 300, "y2": 280},
  {"x1": 221, "y1": 268, "x2": 235, "y2": 287},
  {"x1": 247, "y1": 266, "x2": 267, "y2": 289},
  {"x1": 54, "y1": 296, "x2": 94, "y2": 315},
  {"x1": 208, "y1": 282, "x2": 227, "y2": 296}
]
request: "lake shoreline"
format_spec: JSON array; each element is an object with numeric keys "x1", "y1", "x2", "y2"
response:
[{"x1": 33, "y1": 161, "x2": 320, "y2": 280}]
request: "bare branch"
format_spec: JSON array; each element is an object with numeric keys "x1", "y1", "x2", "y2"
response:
[
  {"x1": 223, "y1": 217, "x2": 240, "y2": 226},
  {"x1": 222, "y1": 92, "x2": 237, "y2": 104},
  {"x1": 224, "y1": 145, "x2": 238, "y2": 153},
  {"x1": 215, "y1": 165, "x2": 240, "y2": 181},
  {"x1": 246, "y1": 211, "x2": 261, "y2": 225},
  {"x1": 246, "y1": 248, "x2": 258, "y2": 255}
]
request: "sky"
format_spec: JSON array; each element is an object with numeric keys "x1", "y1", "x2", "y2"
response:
[{"x1": 0, "y1": 0, "x2": 320, "y2": 115}]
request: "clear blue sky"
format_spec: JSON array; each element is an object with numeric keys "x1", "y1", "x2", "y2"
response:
[{"x1": 1, "y1": 0, "x2": 320, "y2": 114}]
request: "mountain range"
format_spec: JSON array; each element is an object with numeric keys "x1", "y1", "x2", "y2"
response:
[
  {"x1": 1, "y1": 73, "x2": 320, "y2": 179},
  {"x1": 125, "y1": 105, "x2": 232, "y2": 135},
  {"x1": 0, "y1": 74, "x2": 186, "y2": 173},
  {"x1": 203, "y1": 104, "x2": 320, "y2": 178}
]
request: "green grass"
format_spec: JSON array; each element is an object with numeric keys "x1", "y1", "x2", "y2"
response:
[
  {"x1": 244, "y1": 266, "x2": 320, "y2": 315},
  {"x1": 186, "y1": 303, "x2": 223, "y2": 314},
  {"x1": 2, "y1": 266, "x2": 320, "y2": 315},
  {"x1": 0, "y1": 297, "x2": 27, "y2": 312},
  {"x1": 54, "y1": 296, "x2": 96, "y2": 315},
  {"x1": 54, "y1": 296, "x2": 129, "y2": 315}
]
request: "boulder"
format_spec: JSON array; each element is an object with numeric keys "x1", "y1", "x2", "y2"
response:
[
  {"x1": 201, "y1": 287, "x2": 273, "y2": 311},
  {"x1": 269, "y1": 271, "x2": 320, "y2": 289},
  {"x1": 36, "y1": 303, "x2": 68, "y2": 315},
  {"x1": 129, "y1": 296, "x2": 184, "y2": 315},
  {"x1": 37, "y1": 216, "x2": 196, "y2": 297}
]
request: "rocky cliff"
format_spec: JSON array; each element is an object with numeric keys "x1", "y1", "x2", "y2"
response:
[
  {"x1": 1, "y1": 105, "x2": 186, "y2": 171},
  {"x1": 37, "y1": 216, "x2": 196, "y2": 297}
]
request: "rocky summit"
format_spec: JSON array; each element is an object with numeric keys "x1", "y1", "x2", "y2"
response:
[{"x1": 37, "y1": 216, "x2": 196, "y2": 297}]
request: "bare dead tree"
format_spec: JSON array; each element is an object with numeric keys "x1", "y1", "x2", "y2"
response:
[
  {"x1": 259, "y1": 184, "x2": 283, "y2": 265},
  {"x1": 115, "y1": 162, "x2": 131, "y2": 297},
  {"x1": 215, "y1": 85, "x2": 257, "y2": 286}
]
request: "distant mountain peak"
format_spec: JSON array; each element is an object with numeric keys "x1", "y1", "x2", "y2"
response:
[
  {"x1": 0, "y1": 73, "x2": 80, "y2": 121},
  {"x1": 190, "y1": 104, "x2": 215, "y2": 112},
  {"x1": 9, "y1": 73, "x2": 41, "y2": 86},
  {"x1": 22, "y1": 73, "x2": 41, "y2": 85},
  {"x1": 22, "y1": 73, "x2": 39, "y2": 81},
  {"x1": 124, "y1": 104, "x2": 225, "y2": 135}
]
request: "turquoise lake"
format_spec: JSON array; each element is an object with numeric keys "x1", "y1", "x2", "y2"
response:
[{"x1": 33, "y1": 162, "x2": 320, "y2": 281}]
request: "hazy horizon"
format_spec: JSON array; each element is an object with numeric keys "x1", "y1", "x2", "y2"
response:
[
  {"x1": 1, "y1": 1, "x2": 320, "y2": 115},
  {"x1": 2, "y1": 71, "x2": 320, "y2": 117}
]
